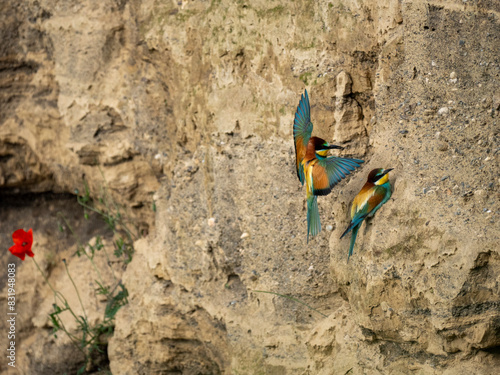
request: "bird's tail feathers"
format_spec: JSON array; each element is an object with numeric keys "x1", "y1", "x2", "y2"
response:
[
  {"x1": 340, "y1": 221, "x2": 355, "y2": 239},
  {"x1": 347, "y1": 224, "x2": 361, "y2": 262},
  {"x1": 307, "y1": 196, "x2": 321, "y2": 243},
  {"x1": 340, "y1": 215, "x2": 367, "y2": 239}
]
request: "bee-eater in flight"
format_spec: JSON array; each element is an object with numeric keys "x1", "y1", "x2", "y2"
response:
[
  {"x1": 293, "y1": 89, "x2": 364, "y2": 242},
  {"x1": 340, "y1": 168, "x2": 393, "y2": 260}
]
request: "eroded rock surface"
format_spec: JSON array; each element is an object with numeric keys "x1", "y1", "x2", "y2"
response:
[{"x1": 1, "y1": 0, "x2": 499, "y2": 374}]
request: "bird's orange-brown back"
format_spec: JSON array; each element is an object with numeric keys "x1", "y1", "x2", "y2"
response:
[{"x1": 351, "y1": 181, "x2": 375, "y2": 218}]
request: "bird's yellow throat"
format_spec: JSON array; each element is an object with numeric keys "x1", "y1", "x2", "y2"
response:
[{"x1": 375, "y1": 173, "x2": 389, "y2": 185}]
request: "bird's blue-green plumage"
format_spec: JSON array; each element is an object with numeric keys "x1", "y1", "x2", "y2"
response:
[
  {"x1": 313, "y1": 157, "x2": 365, "y2": 196},
  {"x1": 342, "y1": 179, "x2": 392, "y2": 261},
  {"x1": 340, "y1": 215, "x2": 366, "y2": 240},
  {"x1": 307, "y1": 195, "x2": 320, "y2": 243},
  {"x1": 369, "y1": 183, "x2": 392, "y2": 217},
  {"x1": 347, "y1": 224, "x2": 361, "y2": 260},
  {"x1": 293, "y1": 89, "x2": 365, "y2": 242}
]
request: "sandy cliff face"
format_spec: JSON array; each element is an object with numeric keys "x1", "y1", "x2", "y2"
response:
[{"x1": 1, "y1": 0, "x2": 499, "y2": 374}]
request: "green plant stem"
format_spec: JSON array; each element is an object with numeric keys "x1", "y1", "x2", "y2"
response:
[
  {"x1": 53, "y1": 316, "x2": 89, "y2": 358},
  {"x1": 32, "y1": 258, "x2": 91, "y2": 355},
  {"x1": 57, "y1": 212, "x2": 82, "y2": 248},
  {"x1": 32, "y1": 258, "x2": 66, "y2": 306},
  {"x1": 252, "y1": 290, "x2": 328, "y2": 318},
  {"x1": 63, "y1": 260, "x2": 89, "y2": 323},
  {"x1": 57, "y1": 212, "x2": 106, "y2": 286},
  {"x1": 100, "y1": 246, "x2": 118, "y2": 283},
  {"x1": 77, "y1": 199, "x2": 138, "y2": 241},
  {"x1": 52, "y1": 311, "x2": 84, "y2": 345},
  {"x1": 88, "y1": 257, "x2": 104, "y2": 285}
]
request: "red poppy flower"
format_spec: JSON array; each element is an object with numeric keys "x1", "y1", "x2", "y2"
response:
[{"x1": 9, "y1": 228, "x2": 34, "y2": 261}]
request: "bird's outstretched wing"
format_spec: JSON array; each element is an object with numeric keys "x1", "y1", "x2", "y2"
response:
[
  {"x1": 293, "y1": 89, "x2": 313, "y2": 185},
  {"x1": 311, "y1": 156, "x2": 364, "y2": 196}
]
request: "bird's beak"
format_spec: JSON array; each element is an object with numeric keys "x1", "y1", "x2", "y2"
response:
[
  {"x1": 326, "y1": 144, "x2": 344, "y2": 150},
  {"x1": 382, "y1": 168, "x2": 393, "y2": 176}
]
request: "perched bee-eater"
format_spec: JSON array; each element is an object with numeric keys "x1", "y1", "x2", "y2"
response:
[
  {"x1": 340, "y1": 168, "x2": 393, "y2": 260},
  {"x1": 293, "y1": 89, "x2": 364, "y2": 242}
]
